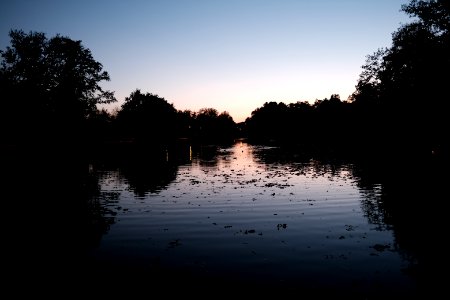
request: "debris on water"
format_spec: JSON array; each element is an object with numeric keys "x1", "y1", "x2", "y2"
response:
[
  {"x1": 224, "y1": 225, "x2": 232, "y2": 228},
  {"x1": 345, "y1": 225, "x2": 357, "y2": 231},
  {"x1": 371, "y1": 244, "x2": 391, "y2": 252},
  {"x1": 244, "y1": 229, "x2": 256, "y2": 234},
  {"x1": 277, "y1": 223, "x2": 287, "y2": 230},
  {"x1": 168, "y1": 239, "x2": 181, "y2": 248},
  {"x1": 339, "y1": 235, "x2": 345, "y2": 239}
]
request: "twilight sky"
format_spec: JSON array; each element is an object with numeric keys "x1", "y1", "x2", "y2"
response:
[{"x1": 1, "y1": 0, "x2": 410, "y2": 122}]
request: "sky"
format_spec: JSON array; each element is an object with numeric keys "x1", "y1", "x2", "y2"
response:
[{"x1": 0, "y1": 0, "x2": 410, "y2": 122}]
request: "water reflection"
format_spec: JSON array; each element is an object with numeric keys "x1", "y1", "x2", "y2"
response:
[
  {"x1": 352, "y1": 158, "x2": 446, "y2": 291},
  {"x1": 82, "y1": 141, "x2": 426, "y2": 295},
  {"x1": 3, "y1": 141, "x2": 443, "y2": 296},
  {"x1": 2, "y1": 148, "x2": 115, "y2": 290},
  {"x1": 119, "y1": 157, "x2": 178, "y2": 196}
]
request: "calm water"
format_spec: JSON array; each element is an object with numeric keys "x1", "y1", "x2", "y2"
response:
[{"x1": 4, "y1": 140, "x2": 444, "y2": 296}]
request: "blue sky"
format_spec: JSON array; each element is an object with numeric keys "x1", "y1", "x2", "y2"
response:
[{"x1": 1, "y1": 0, "x2": 410, "y2": 122}]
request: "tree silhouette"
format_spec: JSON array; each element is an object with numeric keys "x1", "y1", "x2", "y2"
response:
[
  {"x1": 176, "y1": 109, "x2": 196, "y2": 139},
  {"x1": 244, "y1": 1, "x2": 447, "y2": 159},
  {"x1": 116, "y1": 89, "x2": 178, "y2": 144},
  {"x1": 216, "y1": 111, "x2": 237, "y2": 142},
  {"x1": 245, "y1": 96, "x2": 357, "y2": 155},
  {"x1": 196, "y1": 108, "x2": 220, "y2": 141},
  {"x1": 352, "y1": 0, "x2": 449, "y2": 156},
  {"x1": 246, "y1": 101, "x2": 289, "y2": 143},
  {"x1": 193, "y1": 108, "x2": 237, "y2": 143},
  {"x1": 0, "y1": 29, "x2": 116, "y2": 145},
  {"x1": 85, "y1": 108, "x2": 117, "y2": 145}
]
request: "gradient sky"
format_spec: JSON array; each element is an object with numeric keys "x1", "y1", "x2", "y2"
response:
[{"x1": 1, "y1": 0, "x2": 410, "y2": 122}]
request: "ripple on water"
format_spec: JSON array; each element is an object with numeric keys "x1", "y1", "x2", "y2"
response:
[{"x1": 90, "y1": 141, "x2": 416, "y2": 294}]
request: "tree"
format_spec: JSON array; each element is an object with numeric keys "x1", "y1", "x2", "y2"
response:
[
  {"x1": 176, "y1": 109, "x2": 196, "y2": 139},
  {"x1": 402, "y1": 0, "x2": 450, "y2": 34},
  {"x1": 0, "y1": 30, "x2": 116, "y2": 143},
  {"x1": 117, "y1": 89, "x2": 178, "y2": 143},
  {"x1": 217, "y1": 111, "x2": 237, "y2": 142},
  {"x1": 192, "y1": 108, "x2": 237, "y2": 143},
  {"x1": 246, "y1": 101, "x2": 289, "y2": 143},
  {"x1": 352, "y1": 0, "x2": 449, "y2": 155},
  {"x1": 351, "y1": 49, "x2": 386, "y2": 106},
  {"x1": 195, "y1": 108, "x2": 220, "y2": 142}
]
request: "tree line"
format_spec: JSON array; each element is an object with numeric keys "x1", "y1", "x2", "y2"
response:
[
  {"x1": 0, "y1": 30, "x2": 237, "y2": 146},
  {"x1": 1, "y1": 0, "x2": 447, "y2": 159},
  {"x1": 246, "y1": 0, "x2": 448, "y2": 159}
]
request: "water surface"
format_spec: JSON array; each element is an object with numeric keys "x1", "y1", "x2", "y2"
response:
[
  {"x1": 86, "y1": 141, "x2": 422, "y2": 295},
  {"x1": 4, "y1": 140, "x2": 442, "y2": 296}
]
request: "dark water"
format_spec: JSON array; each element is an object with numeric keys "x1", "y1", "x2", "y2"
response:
[{"x1": 3, "y1": 140, "x2": 445, "y2": 297}]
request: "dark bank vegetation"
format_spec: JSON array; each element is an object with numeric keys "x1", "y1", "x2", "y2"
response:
[
  {"x1": 0, "y1": 30, "x2": 116, "y2": 146},
  {"x1": 0, "y1": 0, "x2": 447, "y2": 161},
  {"x1": 247, "y1": 0, "x2": 448, "y2": 160},
  {"x1": 1, "y1": 2, "x2": 447, "y2": 294}
]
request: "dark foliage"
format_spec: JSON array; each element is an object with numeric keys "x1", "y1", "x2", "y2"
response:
[
  {"x1": 116, "y1": 89, "x2": 178, "y2": 144},
  {"x1": 192, "y1": 108, "x2": 237, "y2": 144},
  {"x1": 351, "y1": 0, "x2": 449, "y2": 157},
  {"x1": 0, "y1": 30, "x2": 116, "y2": 146},
  {"x1": 246, "y1": 0, "x2": 448, "y2": 161},
  {"x1": 245, "y1": 95, "x2": 359, "y2": 156},
  {"x1": 1, "y1": 1, "x2": 446, "y2": 157}
]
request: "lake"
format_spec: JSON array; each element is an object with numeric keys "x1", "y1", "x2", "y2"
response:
[{"x1": 3, "y1": 140, "x2": 444, "y2": 297}]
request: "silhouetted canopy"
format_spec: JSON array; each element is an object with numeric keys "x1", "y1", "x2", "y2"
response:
[{"x1": 0, "y1": 30, "x2": 116, "y2": 143}]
